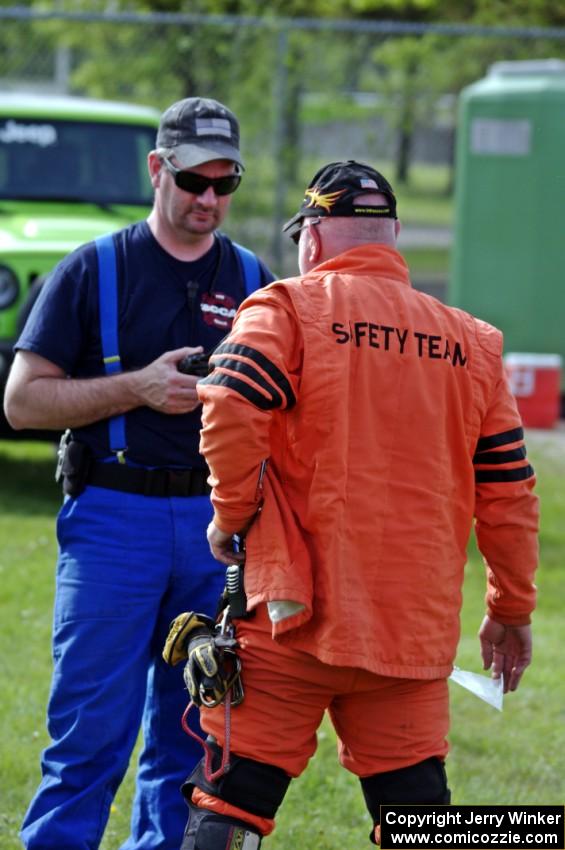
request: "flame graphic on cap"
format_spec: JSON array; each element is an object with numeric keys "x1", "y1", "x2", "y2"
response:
[{"x1": 304, "y1": 187, "x2": 346, "y2": 212}]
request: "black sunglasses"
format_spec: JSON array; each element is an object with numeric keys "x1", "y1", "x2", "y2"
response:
[
  {"x1": 161, "y1": 157, "x2": 241, "y2": 196},
  {"x1": 291, "y1": 217, "x2": 321, "y2": 245}
]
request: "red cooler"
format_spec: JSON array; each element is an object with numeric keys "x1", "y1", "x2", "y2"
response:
[{"x1": 504, "y1": 352, "x2": 562, "y2": 429}]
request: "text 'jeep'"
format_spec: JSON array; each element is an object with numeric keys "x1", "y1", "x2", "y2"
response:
[{"x1": 0, "y1": 93, "x2": 160, "y2": 437}]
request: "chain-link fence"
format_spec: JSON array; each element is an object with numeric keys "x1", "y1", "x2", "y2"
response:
[{"x1": 1, "y1": 7, "x2": 565, "y2": 278}]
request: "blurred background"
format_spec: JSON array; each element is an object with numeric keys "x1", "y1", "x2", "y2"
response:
[
  {"x1": 1, "y1": 6, "x2": 565, "y2": 848},
  {"x1": 1, "y1": 0, "x2": 565, "y2": 283},
  {"x1": 4, "y1": 2, "x2": 565, "y2": 418}
]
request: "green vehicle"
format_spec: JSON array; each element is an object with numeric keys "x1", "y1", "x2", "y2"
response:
[{"x1": 0, "y1": 92, "x2": 160, "y2": 437}]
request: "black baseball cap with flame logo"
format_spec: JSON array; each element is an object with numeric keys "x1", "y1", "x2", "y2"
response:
[{"x1": 283, "y1": 160, "x2": 397, "y2": 243}]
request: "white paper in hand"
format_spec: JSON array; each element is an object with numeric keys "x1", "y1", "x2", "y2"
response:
[{"x1": 449, "y1": 666, "x2": 504, "y2": 711}]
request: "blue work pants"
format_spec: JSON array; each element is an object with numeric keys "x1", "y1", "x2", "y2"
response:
[{"x1": 21, "y1": 485, "x2": 225, "y2": 850}]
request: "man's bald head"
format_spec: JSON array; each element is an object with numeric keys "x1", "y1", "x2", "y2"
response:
[{"x1": 328, "y1": 192, "x2": 399, "y2": 246}]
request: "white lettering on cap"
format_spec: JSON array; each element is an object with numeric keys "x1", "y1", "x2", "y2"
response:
[{"x1": 195, "y1": 118, "x2": 232, "y2": 138}]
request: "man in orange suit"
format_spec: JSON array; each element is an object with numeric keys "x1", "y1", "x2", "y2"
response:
[{"x1": 174, "y1": 160, "x2": 539, "y2": 849}]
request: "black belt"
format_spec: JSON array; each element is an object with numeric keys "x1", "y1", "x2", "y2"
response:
[{"x1": 87, "y1": 463, "x2": 211, "y2": 497}]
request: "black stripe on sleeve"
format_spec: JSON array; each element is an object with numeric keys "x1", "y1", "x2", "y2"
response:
[
  {"x1": 475, "y1": 426, "x2": 524, "y2": 453},
  {"x1": 200, "y1": 371, "x2": 280, "y2": 410},
  {"x1": 213, "y1": 356, "x2": 282, "y2": 408},
  {"x1": 475, "y1": 464, "x2": 535, "y2": 484},
  {"x1": 214, "y1": 342, "x2": 296, "y2": 409},
  {"x1": 473, "y1": 446, "x2": 527, "y2": 465}
]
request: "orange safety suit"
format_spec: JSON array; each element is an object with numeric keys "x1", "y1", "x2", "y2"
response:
[{"x1": 194, "y1": 244, "x2": 539, "y2": 826}]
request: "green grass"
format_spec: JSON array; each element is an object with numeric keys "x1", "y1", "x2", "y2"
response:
[
  {"x1": 300, "y1": 94, "x2": 383, "y2": 126},
  {"x1": 402, "y1": 247, "x2": 449, "y2": 275},
  {"x1": 388, "y1": 163, "x2": 453, "y2": 228},
  {"x1": 0, "y1": 432, "x2": 563, "y2": 849}
]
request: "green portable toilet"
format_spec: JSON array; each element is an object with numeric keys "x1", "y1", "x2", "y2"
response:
[{"x1": 449, "y1": 59, "x2": 565, "y2": 394}]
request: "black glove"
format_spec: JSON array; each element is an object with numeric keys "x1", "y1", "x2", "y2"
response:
[
  {"x1": 183, "y1": 627, "x2": 231, "y2": 707},
  {"x1": 162, "y1": 611, "x2": 215, "y2": 666},
  {"x1": 162, "y1": 611, "x2": 235, "y2": 707}
]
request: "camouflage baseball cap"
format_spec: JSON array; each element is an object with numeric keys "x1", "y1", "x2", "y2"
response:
[{"x1": 156, "y1": 96, "x2": 243, "y2": 169}]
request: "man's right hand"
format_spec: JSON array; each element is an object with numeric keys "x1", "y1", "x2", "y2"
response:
[
  {"x1": 132, "y1": 346, "x2": 204, "y2": 414},
  {"x1": 4, "y1": 346, "x2": 204, "y2": 431},
  {"x1": 207, "y1": 520, "x2": 246, "y2": 565},
  {"x1": 478, "y1": 615, "x2": 532, "y2": 693}
]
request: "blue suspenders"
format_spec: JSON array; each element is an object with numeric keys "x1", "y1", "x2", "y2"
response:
[
  {"x1": 94, "y1": 234, "x2": 262, "y2": 461},
  {"x1": 95, "y1": 234, "x2": 127, "y2": 462},
  {"x1": 233, "y1": 241, "x2": 261, "y2": 296}
]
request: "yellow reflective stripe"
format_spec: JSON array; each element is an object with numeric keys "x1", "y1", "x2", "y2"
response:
[{"x1": 103, "y1": 355, "x2": 121, "y2": 365}]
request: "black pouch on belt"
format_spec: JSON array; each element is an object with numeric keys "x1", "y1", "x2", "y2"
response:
[{"x1": 61, "y1": 440, "x2": 93, "y2": 498}]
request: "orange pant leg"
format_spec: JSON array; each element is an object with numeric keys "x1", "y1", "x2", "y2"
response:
[
  {"x1": 200, "y1": 604, "x2": 449, "y2": 778},
  {"x1": 329, "y1": 673, "x2": 449, "y2": 776},
  {"x1": 200, "y1": 604, "x2": 337, "y2": 777}
]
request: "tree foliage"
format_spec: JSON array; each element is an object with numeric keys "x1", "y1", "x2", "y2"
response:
[{"x1": 21, "y1": 0, "x2": 565, "y2": 188}]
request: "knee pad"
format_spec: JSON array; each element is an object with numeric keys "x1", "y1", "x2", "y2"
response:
[
  {"x1": 182, "y1": 739, "x2": 291, "y2": 819},
  {"x1": 361, "y1": 757, "x2": 450, "y2": 843},
  {"x1": 180, "y1": 802, "x2": 262, "y2": 850}
]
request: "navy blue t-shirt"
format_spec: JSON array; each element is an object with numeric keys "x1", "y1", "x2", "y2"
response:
[{"x1": 16, "y1": 220, "x2": 275, "y2": 467}]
